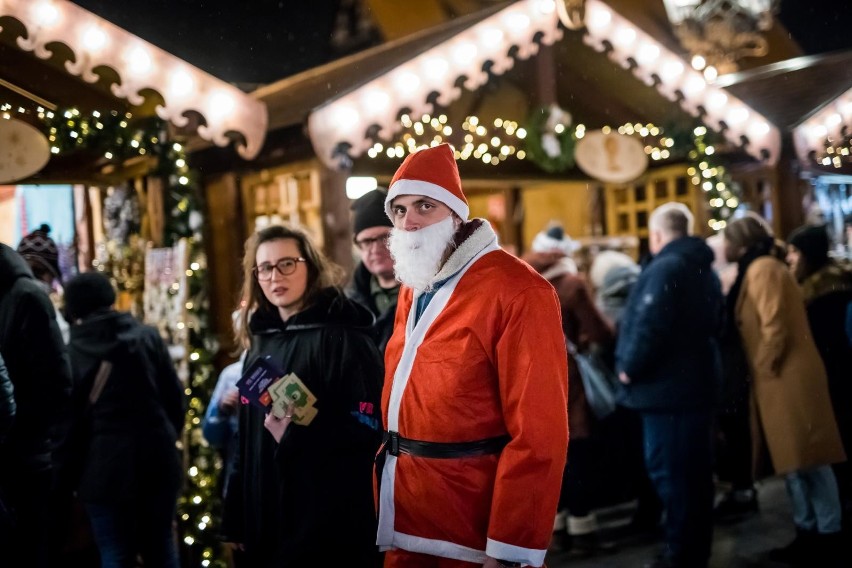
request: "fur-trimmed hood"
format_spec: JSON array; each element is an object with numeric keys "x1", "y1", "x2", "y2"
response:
[{"x1": 427, "y1": 218, "x2": 498, "y2": 289}]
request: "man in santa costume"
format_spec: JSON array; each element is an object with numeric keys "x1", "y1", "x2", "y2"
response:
[{"x1": 377, "y1": 143, "x2": 569, "y2": 568}]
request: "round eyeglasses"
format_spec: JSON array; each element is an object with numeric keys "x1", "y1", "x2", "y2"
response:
[
  {"x1": 354, "y1": 232, "x2": 391, "y2": 251},
  {"x1": 253, "y1": 257, "x2": 306, "y2": 281}
]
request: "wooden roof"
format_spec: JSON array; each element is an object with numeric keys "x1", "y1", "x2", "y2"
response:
[{"x1": 251, "y1": 3, "x2": 511, "y2": 133}]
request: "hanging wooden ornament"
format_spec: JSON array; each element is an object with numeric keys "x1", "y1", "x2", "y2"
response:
[{"x1": 0, "y1": 118, "x2": 50, "y2": 184}]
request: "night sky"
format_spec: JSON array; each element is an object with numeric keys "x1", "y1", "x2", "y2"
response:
[
  {"x1": 69, "y1": 0, "x2": 852, "y2": 86},
  {"x1": 70, "y1": 0, "x2": 343, "y2": 85}
]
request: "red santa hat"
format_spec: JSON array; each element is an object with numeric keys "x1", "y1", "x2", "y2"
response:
[{"x1": 385, "y1": 143, "x2": 469, "y2": 221}]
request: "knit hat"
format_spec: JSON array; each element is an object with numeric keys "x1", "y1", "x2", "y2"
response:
[
  {"x1": 64, "y1": 271, "x2": 117, "y2": 321},
  {"x1": 351, "y1": 188, "x2": 393, "y2": 235},
  {"x1": 788, "y1": 224, "x2": 830, "y2": 270},
  {"x1": 17, "y1": 223, "x2": 61, "y2": 281},
  {"x1": 531, "y1": 225, "x2": 581, "y2": 256},
  {"x1": 589, "y1": 250, "x2": 638, "y2": 289},
  {"x1": 385, "y1": 143, "x2": 469, "y2": 220}
]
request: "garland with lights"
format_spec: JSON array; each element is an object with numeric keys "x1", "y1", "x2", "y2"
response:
[
  {"x1": 366, "y1": 112, "x2": 526, "y2": 165},
  {"x1": 158, "y1": 145, "x2": 226, "y2": 568},
  {"x1": 524, "y1": 105, "x2": 576, "y2": 173},
  {"x1": 687, "y1": 125, "x2": 740, "y2": 231},
  {"x1": 2, "y1": 102, "x2": 226, "y2": 568}
]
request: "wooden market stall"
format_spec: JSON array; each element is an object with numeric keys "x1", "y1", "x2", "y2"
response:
[
  {"x1": 187, "y1": 0, "x2": 852, "y2": 350},
  {"x1": 0, "y1": 1, "x2": 268, "y2": 565}
]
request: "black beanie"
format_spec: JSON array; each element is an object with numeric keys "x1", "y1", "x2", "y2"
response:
[
  {"x1": 17, "y1": 223, "x2": 61, "y2": 281},
  {"x1": 64, "y1": 272, "x2": 117, "y2": 321},
  {"x1": 351, "y1": 188, "x2": 392, "y2": 236},
  {"x1": 788, "y1": 224, "x2": 830, "y2": 270}
]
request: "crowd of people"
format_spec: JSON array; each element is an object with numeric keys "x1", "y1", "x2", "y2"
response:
[{"x1": 1, "y1": 143, "x2": 851, "y2": 568}]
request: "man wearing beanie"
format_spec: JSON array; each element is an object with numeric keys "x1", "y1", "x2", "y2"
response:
[
  {"x1": 347, "y1": 188, "x2": 399, "y2": 354},
  {"x1": 786, "y1": 224, "x2": 852, "y2": 521},
  {"x1": 61, "y1": 271, "x2": 185, "y2": 567},
  {"x1": 376, "y1": 143, "x2": 568, "y2": 568},
  {"x1": 0, "y1": 242, "x2": 72, "y2": 567}
]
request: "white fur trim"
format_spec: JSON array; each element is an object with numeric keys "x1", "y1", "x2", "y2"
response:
[
  {"x1": 540, "y1": 257, "x2": 577, "y2": 281},
  {"x1": 429, "y1": 221, "x2": 498, "y2": 286},
  {"x1": 486, "y1": 537, "x2": 547, "y2": 567},
  {"x1": 381, "y1": 532, "x2": 487, "y2": 563},
  {"x1": 567, "y1": 514, "x2": 598, "y2": 536},
  {"x1": 553, "y1": 511, "x2": 567, "y2": 532},
  {"x1": 532, "y1": 231, "x2": 580, "y2": 255},
  {"x1": 385, "y1": 178, "x2": 469, "y2": 220}
]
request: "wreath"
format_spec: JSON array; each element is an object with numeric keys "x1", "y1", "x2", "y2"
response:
[{"x1": 524, "y1": 104, "x2": 576, "y2": 173}]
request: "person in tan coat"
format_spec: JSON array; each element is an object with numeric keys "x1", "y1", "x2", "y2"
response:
[{"x1": 723, "y1": 212, "x2": 846, "y2": 566}]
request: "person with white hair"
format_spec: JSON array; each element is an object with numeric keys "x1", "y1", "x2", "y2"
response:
[
  {"x1": 615, "y1": 202, "x2": 723, "y2": 568},
  {"x1": 589, "y1": 250, "x2": 641, "y2": 326}
]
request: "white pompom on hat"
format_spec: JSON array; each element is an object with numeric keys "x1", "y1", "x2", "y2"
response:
[
  {"x1": 531, "y1": 225, "x2": 581, "y2": 256},
  {"x1": 385, "y1": 143, "x2": 469, "y2": 221}
]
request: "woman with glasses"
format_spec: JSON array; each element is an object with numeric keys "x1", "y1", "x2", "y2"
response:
[{"x1": 221, "y1": 224, "x2": 383, "y2": 567}]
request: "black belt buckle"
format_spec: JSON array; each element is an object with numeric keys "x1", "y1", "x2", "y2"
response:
[{"x1": 388, "y1": 431, "x2": 400, "y2": 457}]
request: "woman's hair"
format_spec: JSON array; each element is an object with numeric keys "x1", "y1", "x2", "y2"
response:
[
  {"x1": 235, "y1": 224, "x2": 344, "y2": 348},
  {"x1": 723, "y1": 212, "x2": 773, "y2": 252},
  {"x1": 723, "y1": 212, "x2": 787, "y2": 262}
]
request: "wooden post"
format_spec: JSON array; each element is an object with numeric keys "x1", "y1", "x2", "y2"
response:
[
  {"x1": 319, "y1": 164, "x2": 355, "y2": 277},
  {"x1": 203, "y1": 172, "x2": 244, "y2": 366},
  {"x1": 774, "y1": 137, "x2": 806, "y2": 239}
]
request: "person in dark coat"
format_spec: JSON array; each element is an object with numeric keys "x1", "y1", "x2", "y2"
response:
[
  {"x1": 616, "y1": 203, "x2": 723, "y2": 568},
  {"x1": 17, "y1": 223, "x2": 70, "y2": 343},
  {"x1": 62, "y1": 271, "x2": 185, "y2": 568},
  {"x1": 0, "y1": 352, "x2": 13, "y2": 440},
  {"x1": 346, "y1": 187, "x2": 399, "y2": 355},
  {"x1": 222, "y1": 224, "x2": 383, "y2": 567},
  {"x1": 0, "y1": 243, "x2": 73, "y2": 567},
  {"x1": 787, "y1": 223, "x2": 852, "y2": 525}
]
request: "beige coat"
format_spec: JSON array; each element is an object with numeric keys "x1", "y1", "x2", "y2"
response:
[{"x1": 735, "y1": 256, "x2": 846, "y2": 477}]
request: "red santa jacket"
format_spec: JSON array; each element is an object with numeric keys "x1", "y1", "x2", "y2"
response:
[{"x1": 377, "y1": 221, "x2": 569, "y2": 567}]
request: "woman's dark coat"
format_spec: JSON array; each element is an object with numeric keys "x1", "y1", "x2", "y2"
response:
[{"x1": 222, "y1": 288, "x2": 383, "y2": 567}]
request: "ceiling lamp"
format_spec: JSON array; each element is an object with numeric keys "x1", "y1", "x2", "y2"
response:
[{"x1": 661, "y1": 0, "x2": 779, "y2": 76}]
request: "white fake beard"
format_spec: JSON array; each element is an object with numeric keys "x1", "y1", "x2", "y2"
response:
[{"x1": 388, "y1": 215, "x2": 457, "y2": 292}]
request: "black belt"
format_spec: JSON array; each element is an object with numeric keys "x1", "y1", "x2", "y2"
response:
[{"x1": 381, "y1": 431, "x2": 510, "y2": 459}]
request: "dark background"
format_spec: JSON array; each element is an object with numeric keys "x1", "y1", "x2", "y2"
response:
[{"x1": 70, "y1": 0, "x2": 852, "y2": 85}]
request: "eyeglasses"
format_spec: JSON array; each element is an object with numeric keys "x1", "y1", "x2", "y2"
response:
[
  {"x1": 354, "y1": 233, "x2": 390, "y2": 251},
  {"x1": 252, "y1": 257, "x2": 306, "y2": 281}
]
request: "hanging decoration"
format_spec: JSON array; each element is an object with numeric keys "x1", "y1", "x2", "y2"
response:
[
  {"x1": 575, "y1": 129, "x2": 648, "y2": 183},
  {"x1": 2, "y1": 98, "x2": 226, "y2": 568},
  {"x1": 524, "y1": 104, "x2": 575, "y2": 173},
  {"x1": 0, "y1": 115, "x2": 50, "y2": 183}
]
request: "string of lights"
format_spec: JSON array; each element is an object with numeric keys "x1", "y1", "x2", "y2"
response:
[
  {"x1": 366, "y1": 112, "x2": 527, "y2": 165},
  {"x1": 688, "y1": 126, "x2": 740, "y2": 230}
]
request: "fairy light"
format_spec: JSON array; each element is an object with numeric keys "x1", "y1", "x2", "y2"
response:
[{"x1": 366, "y1": 113, "x2": 526, "y2": 165}]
